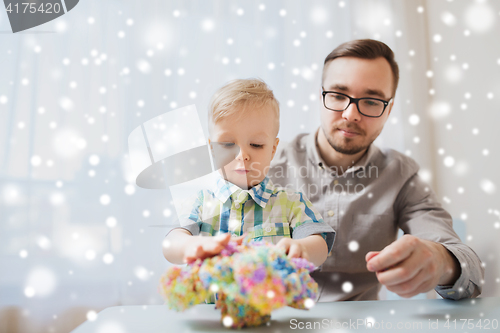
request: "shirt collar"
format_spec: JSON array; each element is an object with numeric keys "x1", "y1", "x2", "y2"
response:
[
  {"x1": 212, "y1": 174, "x2": 274, "y2": 208},
  {"x1": 306, "y1": 128, "x2": 326, "y2": 169},
  {"x1": 306, "y1": 128, "x2": 379, "y2": 176}
]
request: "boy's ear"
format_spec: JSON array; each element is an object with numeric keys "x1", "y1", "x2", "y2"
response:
[{"x1": 271, "y1": 138, "x2": 280, "y2": 157}]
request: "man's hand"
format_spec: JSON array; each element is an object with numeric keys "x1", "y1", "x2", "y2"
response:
[
  {"x1": 183, "y1": 233, "x2": 245, "y2": 264},
  {"x1": 276, "y1": 238, "x2": 310, "y2": 261},
  {"x1": 365, "y1": 235, "x2": 461, "y2": 298}
]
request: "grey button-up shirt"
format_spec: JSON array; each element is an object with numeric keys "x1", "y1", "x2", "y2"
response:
[{"x1": 268, "y1": 130, "x2": 484, "y2": 302}]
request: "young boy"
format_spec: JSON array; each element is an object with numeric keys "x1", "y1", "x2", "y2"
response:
[{"x1": 163, "y1": 79, "x2": 334, "y2": 267}]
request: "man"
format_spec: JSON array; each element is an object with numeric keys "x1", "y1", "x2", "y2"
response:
[{"x1": 268, "y1": 39, "x2": 484, "y2": 301}]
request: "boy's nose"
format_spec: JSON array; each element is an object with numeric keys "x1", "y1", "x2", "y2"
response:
[{"x1": 236, "y1": 147, "x2": 250, "y2": 161}]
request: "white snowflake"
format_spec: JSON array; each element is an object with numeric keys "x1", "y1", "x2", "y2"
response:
[
  {"x1": 465, "y1": 2, "x2": 495, "y2": 33},
  {"x1": 26, "y1": 267, "x2": 58, "y2": 297},
  {"x1": 106, "y1": 217, "x2": 117, "y2": 228},
  {"x1": 136, "y1": 59, "x2": 151, "y2": 74},
  {"x1": 310, "y1": 7, "x2": 327, "y2": 24},
  {"x1": 348, "y1": 241, "x2": 359, "y2": 252},
  {"x1": 30, "y1": 155, "x2": 41, "y2": 166},
  {"x1": 441, "y1": 12, "x2": 456, "y2": 26},
  {"x1": 103, "y1": 253, "x2": 114, "y2": 264},
  {"x1": 89, "y1": 155, "x2": 100, "y2": 166},
  {"x1": 85, "y1": 250, "x2": 96, "y2": 261},
  {"x1": 445, "y1": 64, "x2": 462, "y2": 83},
  {"x1": 342, "y1": 281, "x2": 353, "y2": 293},
  {"x1": 408, "y1": 114, "x2": 420, "y2": 126},
  {"x1": 19, "y1": 249, "x2": 28, "y2": 258},
  {"x1": 428, "y1": 101, "x2": 451, "y2": 119},
  {"x1": 134, "y1": 266, "x2": 150, "y2": 281},
  {"x1": 100, "y1": 194, "x2": 111, "y2": 205},
  {"x1": 86, "y1": 310, "x2": 97, "y2": 321},
  {"x1": 480, "y1": 179, "x2": 496, "y2": 195},
  {"x1": 201, "y1": 19, "x2": 215, "y2": 32},
  {"x1": 443, "y1": 156, "x2": 455, "y2": 168}
]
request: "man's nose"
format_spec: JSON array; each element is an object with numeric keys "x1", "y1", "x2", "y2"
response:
[{"x1": 342, "y1": 102, "x2": 361, "y2": 122}]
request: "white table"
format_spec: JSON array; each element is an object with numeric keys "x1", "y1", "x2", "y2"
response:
[{"x1": 71, "y1": 297, "x2": 500, "y2": 332}]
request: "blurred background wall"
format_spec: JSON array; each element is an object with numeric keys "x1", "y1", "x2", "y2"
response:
[{"x1": 0, "y1": 0, "x2": 499, "y2": 332}]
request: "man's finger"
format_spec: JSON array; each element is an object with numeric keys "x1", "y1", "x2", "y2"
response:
[
  {"x1": 365, "y1": 251, "x2": 380, "y2": 262},
  {"x1": 375, "y1": 252, "x2": 425, "y2": 287},
  {"x1": 384, "y1": 267, "x2": 429, "y2": 296},
  {"x1": 366, "y1": 237, "x2": 415, "y2": 272},
  {"x1": 395, "y1": 273, "x2": 434, "y2": 298}
]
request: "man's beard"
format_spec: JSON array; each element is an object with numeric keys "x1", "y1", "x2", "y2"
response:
[{"x1": 321, "y1": 125, "x2": 370, "y2": 155}]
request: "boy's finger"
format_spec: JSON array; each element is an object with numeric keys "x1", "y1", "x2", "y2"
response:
[
  {"x1": 275, "y1": 242, "x2": 290, "y2": 252},
  {"x1": 184, "y1": 246, "x2": 201, "y2": 263},
  {"x1": 215, "y1": 233, "x2": 231, "y2": 244},
  {"x1": 275, "y1": 237, "x2": 291, "y2": 248},
  {"x1": 288, "y1": 244, "x2": 301, "y2": 258},
  {"x1": 186, "y1": 244, "x2": 201, "y2": 257},
  {"x1": 232, "y1": 233, "x2": 246, "y2": 244},
  {"x1": 209, "y1": 243, "x2": 225, "y2": 255},
  {"x1": 219, "y1": 235, "x2": 231, "y2": 248},
  {"x1": 189, "y1": 245, "x2": 204, "y2": 260}
]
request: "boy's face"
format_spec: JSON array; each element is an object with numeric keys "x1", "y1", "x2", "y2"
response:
[{"x1": 209, "y1": 104, "x2": 279, "y2": 189}]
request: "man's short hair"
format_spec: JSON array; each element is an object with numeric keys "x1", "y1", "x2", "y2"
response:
[
  {"x1": 208, "y1": 78, "x2": 280, "y2": 135},
  {"x1": 322, "y1": 39, "x2": 400, "y2": 96}
]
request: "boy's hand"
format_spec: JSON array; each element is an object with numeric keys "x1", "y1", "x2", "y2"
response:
[
  {"x1": 183, "y1": 233, "x2": 246, "y2": 264},
  {"x1": 276, "y1": 238, "x2": 310, "y2": 261}
]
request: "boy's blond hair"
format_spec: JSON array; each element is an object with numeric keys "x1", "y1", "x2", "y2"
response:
[{"x1": 208, "y1": 78, "x2": 280, "y2": 135}]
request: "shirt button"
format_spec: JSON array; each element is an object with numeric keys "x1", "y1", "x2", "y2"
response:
[
  {"x1": 328, "y1": 210, "x2": 334, "y2": 217},
  {"x1": 333, "y1": 180, "x2": 339, "y2": 185},
  {"x1": 265, "y1": 226, "x2": 272, "y2": 232},
  {"x1": 234, "y1": 203, "x2": 240, "y2": 209}
]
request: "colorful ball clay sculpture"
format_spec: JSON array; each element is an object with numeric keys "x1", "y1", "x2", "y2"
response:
[{"x1": 159, "y1": 237, "x2": 318, "y2": 329}]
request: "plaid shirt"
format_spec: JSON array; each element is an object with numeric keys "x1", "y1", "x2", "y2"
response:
[{"x1": 178, "y1": 175, "x2": 335, "y2": 253}]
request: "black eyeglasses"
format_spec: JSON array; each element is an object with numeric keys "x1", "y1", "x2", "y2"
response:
[{"x1": 322, "y1": 88, "x2": 393, "y2": 118}]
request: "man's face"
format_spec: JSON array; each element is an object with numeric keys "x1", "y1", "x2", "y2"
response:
[
  {"x1": 320, "y1": 56, "x2": 394, "y2": 155},
  {"x1": 209, "y1": 105, "x2": 279, "y2": 189}
]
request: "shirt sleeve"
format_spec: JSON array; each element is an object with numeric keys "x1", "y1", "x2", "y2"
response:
[
  {"x1": 288, "y1": 191, "x2": 336, "y2": 254},
  {"x1": 395, "y1": 173, "x2": 484, "y2": 300},
  {"x1": 168, "y1": 190, "x2": 204, "y2": 237}
]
